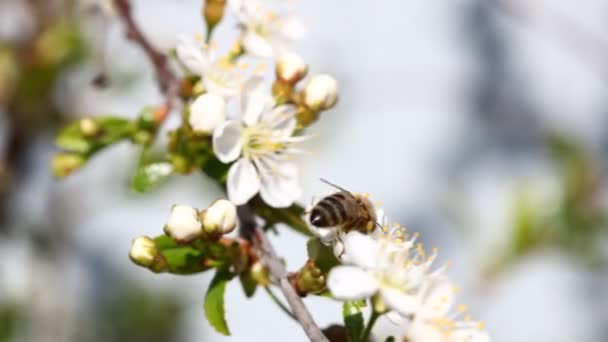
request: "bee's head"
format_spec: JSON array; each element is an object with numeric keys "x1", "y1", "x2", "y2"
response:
[{"x1": 354, "y1": 193, "x2": 377, "y2": 222}]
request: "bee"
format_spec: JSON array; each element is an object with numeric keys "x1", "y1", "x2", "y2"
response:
[{"x1": 308, "y1": 179, "x2": 378, "y2": 234}]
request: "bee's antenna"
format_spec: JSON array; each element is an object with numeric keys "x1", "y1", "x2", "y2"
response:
[{"x1": 320, "y1": 178, "x2": 352, "y2": 193}]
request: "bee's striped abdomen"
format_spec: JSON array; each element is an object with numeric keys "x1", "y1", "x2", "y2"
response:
[{"x1": 309, "y1": 192, "x2": 349, "y2": 227}]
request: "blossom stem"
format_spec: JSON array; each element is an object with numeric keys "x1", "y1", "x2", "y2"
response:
[
  {"x1": 264, "y1": 286, "x2": 297, "y2": 321},
  {"x1": 361, "y1": 310, "x2": 380, "y2": 342},
  {"x1": 113, "y1": 0, "x2": 179, "y2": 122},
  {"x1": 237, "y1": 205, "x2": 329, "y2": 342}
]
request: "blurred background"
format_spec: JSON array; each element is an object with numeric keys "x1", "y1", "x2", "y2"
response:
[{"x1": 1, "y1": 0, "x2": 608, "y2": 341}]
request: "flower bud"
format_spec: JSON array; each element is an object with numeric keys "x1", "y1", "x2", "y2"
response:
[
  {"x1": 293, "y1": 260, "x2": 326, "y2": 295},
  {"x1": 164, "y1": 205, "x2": 203, "y2": 243},
  {"x1": 51, "y1": 153, "x2": 86, "y2": 179},
  {"x1": 250, "y1": 261, "x2": 270, "y2": 286},
  {"x1": 276, "y1": 52, "x2": 308, "y2": 85},
  {"x1": 204, "y1": 0, "x2": 226, "y2": 34},
  {"x1": 189, "y1": 93, "x2": 226, "y2": 134},
  {"x1": 79, "y1": 118, "x2": 99, "y2": 136},
  {"x1": 129, "y1": 236, "x2": 166, "y2": 272},
  {"x1": 303, "y1": 74, "x2": 338, "y2": 111},
  {"x1": 202, "y1": 199, "x2": 237, "y2": 235}
]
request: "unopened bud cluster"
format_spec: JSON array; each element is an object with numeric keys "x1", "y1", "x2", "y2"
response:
[
  {"x1": 272, "y1": 52, "x2": 338, "y2": 128},
  {"x1": 291, "y1": 260, "x2": 326, "y2": 296},
  {"x1": 164, "y1": 199, "x2": 237, "y2": 242}
]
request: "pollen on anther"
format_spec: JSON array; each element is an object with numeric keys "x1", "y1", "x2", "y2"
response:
[{"x1": 457, "y1": 304, "x2": 468, "y2": 313}]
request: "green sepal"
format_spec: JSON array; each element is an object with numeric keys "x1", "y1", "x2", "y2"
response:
[
  {"x1": 307, "y1": 238, "x2": 340, "y2": 273},
  {"x1": 343, "y1": 301, "x2": 364, "y2": 342},
  {"x1": 239, "y1": 271, "x2": 258, "y2": 298}
]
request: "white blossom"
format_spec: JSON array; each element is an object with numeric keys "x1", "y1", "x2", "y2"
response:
[
  {"x1": 203, "y1": 199, "x2": 238, "y2": 234},
  {"x1": 189, "y1": 92, "x2": 227, "y2": 134},
  {"x1": 394, "y1": 267, "x2": 491, "y2": 342},
  {"x1": 327, "y1": 231, "x2": 440, "y2": 317},
  {"x1": 176, "y1": 34, "x2": 242, "y2": 97},
  {"x1": 213, "y1": 76, "x2": 306, "y2": 207},
  {"x1": 229, "y1": 0, "x2": 305, "y2": 58},
  {"x1": 303, "y1": 74, "x2": 338, "y2": 111},
  {"x1": 164, "y1": 205, "x2": 203, "y2": 242}
]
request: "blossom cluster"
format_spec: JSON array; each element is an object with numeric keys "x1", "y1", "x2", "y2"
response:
[
  {"x1": 308, "y1": 205, "x2": 491, "y2": 342},
  {"x1": 54, "y1": 0, "x2": 492, "y2": 340},
  {"x1": 174, "y1": 0, "x2": 338, "y2": 208}
]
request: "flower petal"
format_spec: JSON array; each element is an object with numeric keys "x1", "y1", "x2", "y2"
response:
[
  {"x1": 327, "y1": 266, "x2": 378, "y2": 300},
  {"x1": 407, "y1": 320, "x2": 444, "y2": 342},
  {"x1": 418, "y1": 278, "x2": 454, "y2": 319},
  {"x1": 385, "y1": 311, "x2": 405, "y2": 325},
  {"x1": 227, "y1": 158, "x2": 261, "y2": 205},
  {"x1": 307, "y1": 224, "x2": 337, "y2": 244},
  {"x1": 279, "y1": 16, "x2": 306, "y2": 40},
  {"x1": 450, "y1": 329, "x2": 491, "y2": 342},
  {"x1": 380, "y1": 287, "x2": 419, "y2": 316},
  {"x1": 257, "y1": 160, "x2": 301, "y2": 208},
  {"x1": 241, "y1": 76, "x2": 268, "y2": 126},
  {"x1": 242, "y1": 31, "x2": 274, "y2": 58},
  {"x1": 264, "y1": 104, "x2": 297, "y2": 137},
  {"x1": 189, "y1": 93, "x2": 226, "y2": 133},
  {"x1": 341, "y1": 232, "x2": 380, "y2": 269},
  {"x1": 213, "y1": 121, "x2": 243, "y2": 163},
  {"x1": 176, "y1": 34, "x2": 209, "y2": 75}
]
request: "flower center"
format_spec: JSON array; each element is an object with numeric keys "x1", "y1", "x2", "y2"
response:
[{"x1": 241, "y1": 124, "x2": 286, "y2": 160}]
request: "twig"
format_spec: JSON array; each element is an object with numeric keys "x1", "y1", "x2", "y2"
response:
[
  {"x1": 112, "y1": 0, "x2": 178, "y2": 121},
  {"x1": 237, "y1": 205, "x2": 329, "y2": 342}
]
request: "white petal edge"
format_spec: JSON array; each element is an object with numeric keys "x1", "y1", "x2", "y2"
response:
[
  {"x1": 175, "y1": 34, "x2": 209, "y2": 75},
  {"x1": 241, "y1": 76, "x2": 268, "y2": 126},
  {"x1": 380, "y1": 287, "x2": 420, "y2": 316},
  {"x1": 327, "y1": 266, "x2": 378, "y2": 300},
  {"x1": 242, "y1": 31, "x2": 275, "y2": 58},
  {"x1": 189, "y1": 93, "x2": 226, "y2": 133},
  {"x1": 385, "y1": 311, "x2": 405, "y2": 325},
  {"x1": 257, "y1": 161, "x2": 301, "y2": 208},
  {"x1": 213, "y1": 120, "x2": 243, "y2": 163},
  {"x1": 341, "y1": 232, "x2": 380, "y2": 269},
  {"x1": 227, "y1": 158, "x2": 261, "y2": 205}
]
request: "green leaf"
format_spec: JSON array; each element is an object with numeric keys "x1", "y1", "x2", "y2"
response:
[
  {"x1": 252, "y1": 198, "x2": 312, "y2": 237},
  {"x1": 385, "y1": 337, "x2": 395, "y2": 342},
  {"x1": 343, "y1": 301, "x2": 364, "y2": 342},
  {"x1": 204, "y1": 268, "x2": 233, "y2": 336},
  {"x1": 307, "y1": 238, "x2": 340, "y2": 273},
  {"x1": 239, "y1": 271, "x2": 258, "y2": 298},
  {"x1": 132, "y1": 162, "x2": 173, "y2": 193}
]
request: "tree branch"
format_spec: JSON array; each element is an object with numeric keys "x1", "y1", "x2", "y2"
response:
[
  {"x1": 237, "y1": 205, "x2": 329, "y2": 342},
  {"x1": 112, "y1": 0, "x2": 178, "y2": 121}
]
